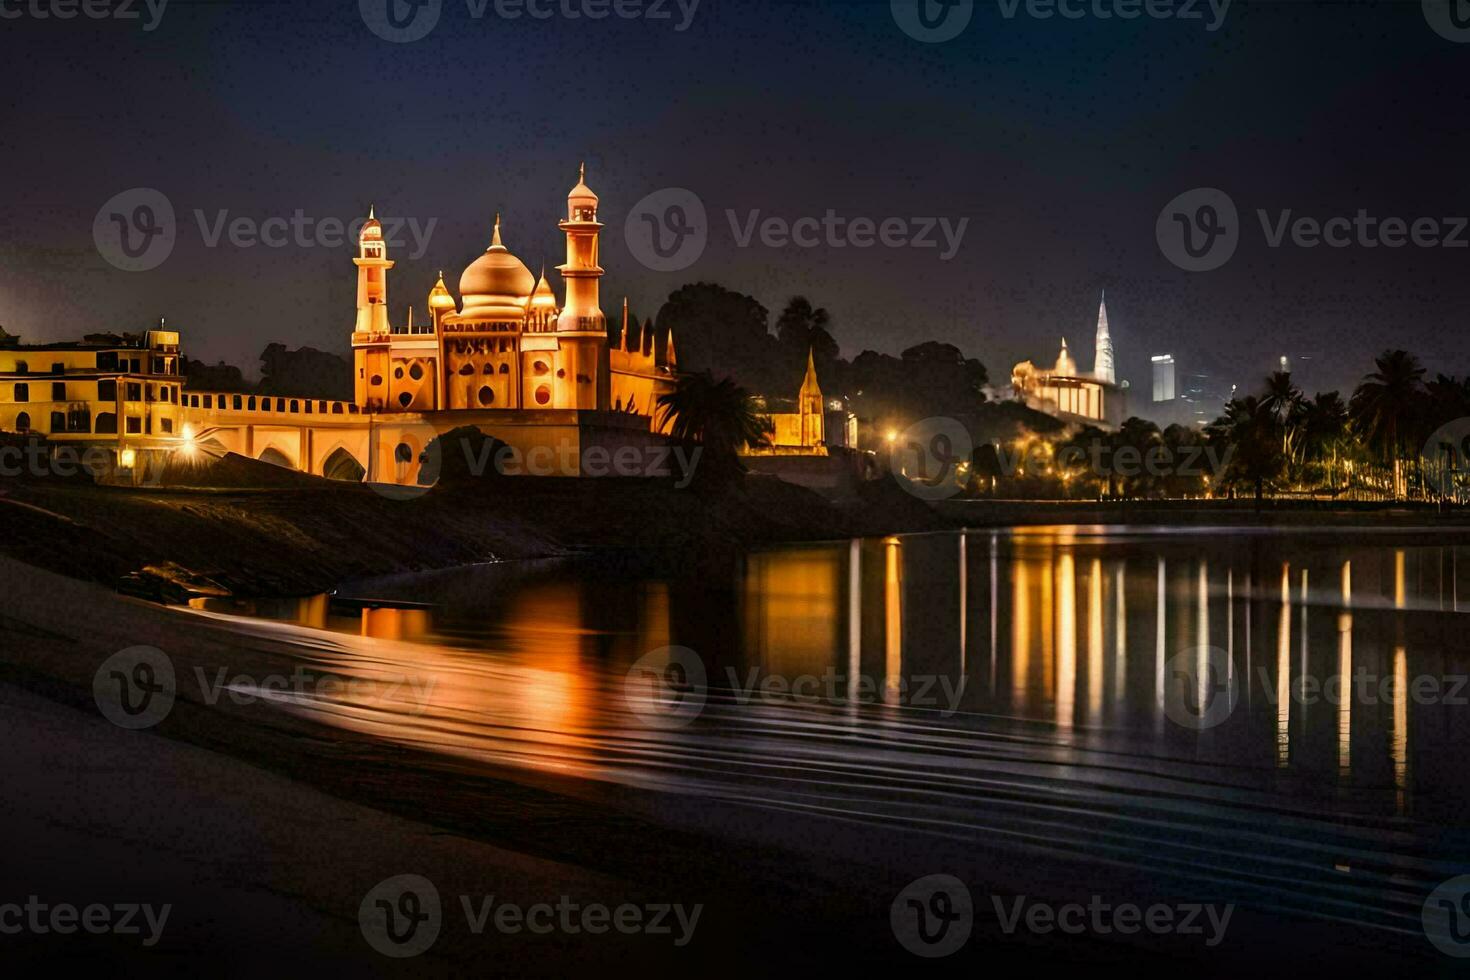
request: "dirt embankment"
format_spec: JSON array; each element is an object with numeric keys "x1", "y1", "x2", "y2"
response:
[{"x1": 0, "y1": 451, "x2": 950, "y2": 598}]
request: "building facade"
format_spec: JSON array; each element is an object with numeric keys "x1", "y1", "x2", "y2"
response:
[
  {"x1": 0, "y1": 169, "x2": 684, "y2": 484},
  {"x1": 1011, "y1": 293, "x2": 1125, "y2": 427}
]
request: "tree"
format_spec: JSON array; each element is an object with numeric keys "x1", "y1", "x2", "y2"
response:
[
  {"x1": 774, "y1": 296, "x2": 838, "y2": 364},
  {"x1": 1350, "y1": 350, "x2": 1426, "y2": 499},
  {"x1": 1299, "y1": 391, "x2": 1348, "y2": 490},
  {"x1": 1208, "y1": 396, "x2": 1284, "y2": 504},
  {"x1": 656, "y1": 371, "x2": 770, "y2": 487}
]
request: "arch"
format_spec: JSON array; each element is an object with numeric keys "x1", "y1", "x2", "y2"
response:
[
  {"x1": 95, "y1": 412, "x2": 117, "y2": 434},
  {"x1": 477, "y1": 386, "x2": 495, "y2": 407},
  {"x1": 258, "y1": 448, "x2": 293, "y2": 469},
  {"x1": 14, "y1": 411, "x2": 30, "y2": 432},
  {"x1": 321, "y1": 446, "x2": 366, "y2": 483},
  {"x1": 498, "y1": 363, "x2": 509, "y2": 374}
]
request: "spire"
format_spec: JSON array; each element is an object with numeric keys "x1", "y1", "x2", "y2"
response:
[
  {"x1": 580, "y1": 161, "x2": 586, "y2": 182},
  {"x1": 1093, "y1": 289, "x2": 1115, "y2": 384},
  {"x1": 368, "y1": 204, "x2": 375, "y2": 220},
  {"x1": 491, "y1": 213, "x2": 503, "y2": 248}
]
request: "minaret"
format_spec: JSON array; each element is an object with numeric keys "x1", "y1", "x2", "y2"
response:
[
  {"x1": 1093, "y1": 290, "x2": 1115, "y2": 385},
  {"x1": 353, "y1": 206, "x2": 393, "y2": 335},
  {"x1": 556, "y1": 163, "x2": 608, "y2": 410},
  {"x1": 352, "y1": 207, "x2": 394, "y2": 410}
]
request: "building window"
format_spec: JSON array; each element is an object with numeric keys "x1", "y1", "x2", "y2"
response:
[
  {"x1": 126, "y1": 383, "x2": 142, "y2": 402},
  {"x1": 394, "y1": 366, "x2": 404, "y2": 380},
  {"x1": 161, "y1": 418, "x2": 173, "y2": 434},
  {"x1": 51, "y1": 362, "x2": 64, "y2": 375},
  {"x1": 97, "y1": 352, "x2": 116, "y2": 371},
  {"x1": 127, "y1": 417, "x2": 142, "y2": 434},
  {"x1": 478, "y1": 386, "x2": 494, "y2": 406},
  {"x1": 234, "y1": 395, "x2": 243, "y2": 410},
  {"x1": 52, "y1": 382, "x2": 66, "y2": 401},
  {"x1": 398, "y1": 392, "x2": 412, "y2": 408},
  {"x1": 276, "y1": 399, "x2": 286, "y2": 412},
  {"x1": 15, "y1": 360, "x2": 28, "y2": 374},
  {"x1": 332, "y1": 403, "x2": 343, "y2": 414},
  {"x1": 534, "y1": 385, "x2": 551, "y2": 406},
  {"x1": 203, "y1": 394, "x2": 213, "y2": 409},
  {"x1": 290, "y1": 400, "x2": 299, "y2": 413},
  {"x1": 98, "y1": 380, "x2": 117, "y2": 401},
  {"x1": 498, "y1": 363, "x2": 509, "y2": 374},
  {"x1": 67, "y1": 406, "x2": 91, "y2": 432},
  {"x1": 247, "y1": 396, "x2": 257, "y2": 411},
  {"x1": 370, "y1": 374, "x2": 383, "y2": 387},
  {"x1": 13, "y1": 383, "x2": 27, "y2": 402},
  {"x1": 96, "y1": 412, "x2": 117, "y2": 434},
  {"x1": 409, "y1": 363, "x2": 424, "y2": 381},
  {"x1": 50, "y1": 411, "x2": 65, "y2": 432},
  {"x1": 14, "y1": 411, "x2": 30, "y2": 432}
]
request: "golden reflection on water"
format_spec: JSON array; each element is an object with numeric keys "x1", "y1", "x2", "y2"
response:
[{"x1": 192, "y1": 529, "x2": 1470, "y2": 812}]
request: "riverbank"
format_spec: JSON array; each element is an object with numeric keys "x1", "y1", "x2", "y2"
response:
[{"x1": 0, "y1": 456, "x2": 947, "y2": 598}]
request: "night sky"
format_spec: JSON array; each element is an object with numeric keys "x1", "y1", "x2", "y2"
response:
[{"x1": 2, "y1": 0, "x2": 1467, "y2": 400}]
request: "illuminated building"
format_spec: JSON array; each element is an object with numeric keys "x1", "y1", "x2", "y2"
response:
[
  {"x1": 748, "y1": 349, "x2": 827, "y2": 455},
  {"x1": 0, "y1": 168, "x2": 686, "y2": 484},
  {"x1": 1011, "y1": 294, "x2": 1125, "y2": 426}
]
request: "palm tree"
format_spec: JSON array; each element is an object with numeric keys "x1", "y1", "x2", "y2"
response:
[
  {"x1": 1261, "y1": 370, "x2": 1305, "y2": 473},
  {"x1": 1208, "y1": 396, "x2": 1283, "y2": 504},
  {"x1": 656, "y1": 371, "x2": 770, "y2": 487},
  {"x1": 1299, "y1": 391, "x2": 1348, "y2": 490},
  {"x1": 1350, "y1": 350, "x2": 1426, "y2": 499}
]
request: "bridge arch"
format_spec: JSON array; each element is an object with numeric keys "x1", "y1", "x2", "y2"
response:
[{"x1": 321, "y1": 445, "x2": 367, "y2": 482}]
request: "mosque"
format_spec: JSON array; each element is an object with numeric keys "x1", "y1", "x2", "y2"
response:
[
  {"x1": 1010, "y1": 293, "x2": 1127, "y2": 427},
  {"x1": 0, "y1": 168, "x2": 830, "y2": 484}
]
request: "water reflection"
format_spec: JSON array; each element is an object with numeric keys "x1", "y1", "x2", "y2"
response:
[{"x1": 189, "y1": 527, "x2": 1470, "y2": 937}]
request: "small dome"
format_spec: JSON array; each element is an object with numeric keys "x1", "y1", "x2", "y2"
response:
[
  {"x1": 528, "y1": 267, "x2": 558, "y2": 310},
  {"x1": 458, "y1": 216, "x2": 535, "y2": 319},
  {"x1": 360, "y1": 206, "x2": 382, "y2": 241},
  {"x1": 428, "y1": 272, "x2": 457, "y2": 313},
  {"x1": 568, "y1": 162, "x2": 598, "y2": 206}
]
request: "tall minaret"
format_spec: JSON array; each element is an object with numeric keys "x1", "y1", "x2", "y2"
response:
[
  {"x1": 556, "y1": 164, "x2": 608, "y2": 410},
  {"x1": 1093, "y1": 290, "x2": 1115, "y2": 385},
  {"x1": 352, "y1": 207, "x2": 394, "y2": 410},
  {"x1": 353, "y1": 207, "x2": 393, "y2": 335}
]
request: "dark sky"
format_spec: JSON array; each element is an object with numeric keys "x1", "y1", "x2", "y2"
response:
[{"x1": 1, "y1": 0, "x2": 1467, "y2": 399}]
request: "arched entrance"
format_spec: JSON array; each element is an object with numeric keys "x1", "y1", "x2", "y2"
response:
[
  {"x1": 321, "y1": 446, "x2": 366, "y2": 483},
  {"x1": 258, "y1": 447, "x2": 293, "y2": 469}
]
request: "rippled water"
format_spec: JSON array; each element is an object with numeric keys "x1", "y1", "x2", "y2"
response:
[{"x1": 188, "y1": 526, "x2": 1470, "y2": 942}]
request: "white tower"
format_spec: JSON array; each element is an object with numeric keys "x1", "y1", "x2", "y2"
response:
[{"x1": 1093, "y1": 290, "x2": 1115, "y2": 385}]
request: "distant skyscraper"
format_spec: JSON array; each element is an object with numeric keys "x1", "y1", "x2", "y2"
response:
[
  {"x1": 1093, "y1": 291, "x2": 1115, "y2": 384},
  {"x1": 1152, "y1": 354, "x2": 1176, "y2": 402}
]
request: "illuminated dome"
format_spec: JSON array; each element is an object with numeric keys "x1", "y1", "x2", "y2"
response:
[
  {"x1": 427, "y1": 272, "x2": 457, "y2": 314},
  {"x1": 360, "y1": 206, "x2": 382, "y2": 242},
  {"x1": 458, "y1": 215, "x2": 535, "y2": 319},
  {"x1": 566, "y1": 163, "x2": 598, "y2": 219}
]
